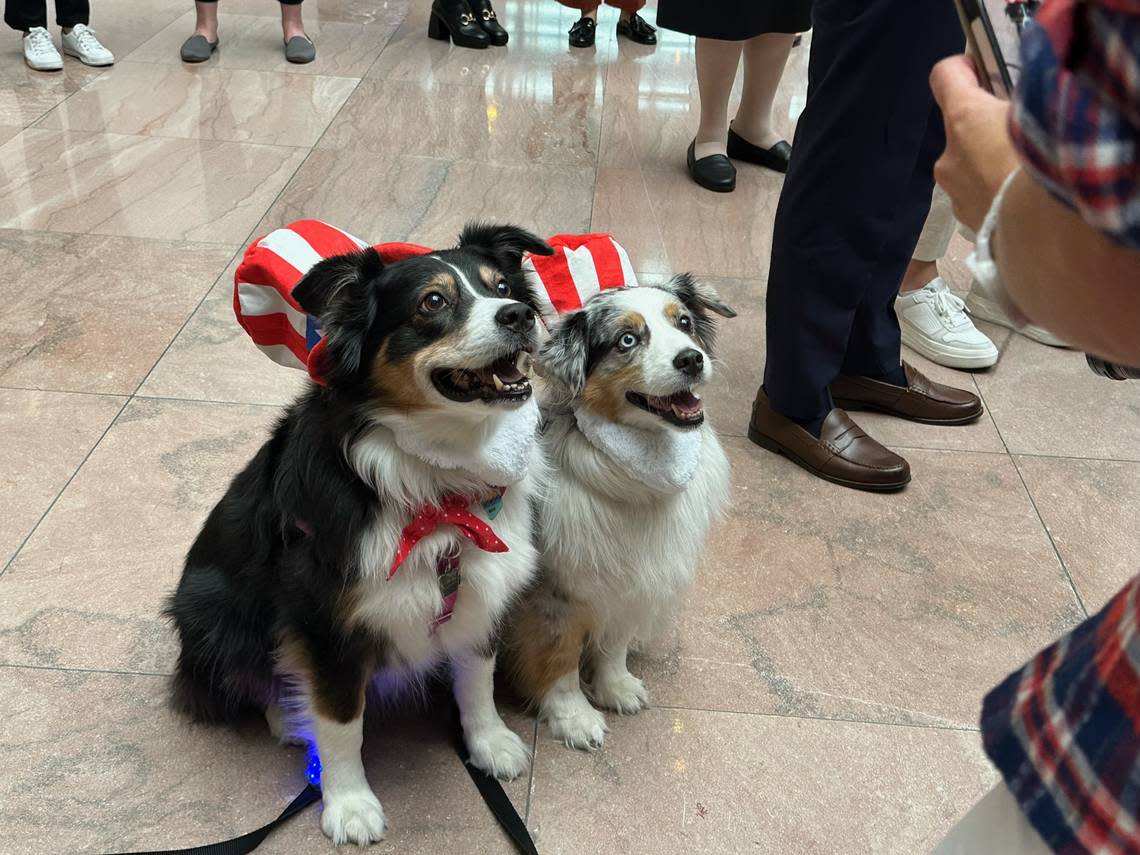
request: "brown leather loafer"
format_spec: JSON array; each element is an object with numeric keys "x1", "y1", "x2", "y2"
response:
[
  {"x1": 748, "y1": 391, "x2": 911, "y2": 492},
  {"x1": 830, "y1": 362, "x2": 983, "y2": 425}
]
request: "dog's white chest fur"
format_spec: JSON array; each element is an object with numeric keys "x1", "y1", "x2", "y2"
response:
[
  {"x1": 539, "y1": 419, "x2": 730, "y2": 639},
  {"x1": 350, "y1": 466, "x2": 538, "y2": 671}
]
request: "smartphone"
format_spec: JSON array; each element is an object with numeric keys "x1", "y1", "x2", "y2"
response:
[{"x1": 954, "y1": 0, "x2": 1016, "y2": 98}]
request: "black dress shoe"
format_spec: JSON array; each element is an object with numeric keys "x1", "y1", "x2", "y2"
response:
[
  {"x1": 726, "y1": 127, "x2": 792, "y2": 173},
  {"x1": 568, "y1": 16, "x2": 595, "y2": 48},
  {"x1": 428, "y1": 0, "x2": 490, "y2": 49},
  {"x1": 616, "y1": 12, "x2": 656, "y2": 44},
  {"x1": 686, "y1": 140, "x2": 736, "y2": 193},
  {"x1": 468, "y1": 0, "x2": 507, "y2": 46}
]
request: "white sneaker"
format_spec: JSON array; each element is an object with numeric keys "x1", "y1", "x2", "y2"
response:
[
  {"x1": 62, "y1": 23, "x2": 114, "y2": 66},
  {"x1": 964, "y1": 282, "x2": 1069, "y2": 348},
  {"x1": 23, "y1": 27, "x2": 62, "y2": 71},
  {"x1": 896, "y1": 277, "x2": 999, "y2": 369}
]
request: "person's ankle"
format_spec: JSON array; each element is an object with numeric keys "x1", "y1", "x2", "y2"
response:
[
  {"x1": 694, "y1": 139, "x2": 728, "y2": 159},
  {"x1": 900, "y1": 259, "x2": 938, "y2": 294},
  {"x1": 731, "y1": 118, "x2": 783, "y2": 150},
  {"x1": 194, "y1": 25, "x2": 218, "y2": 40},
  {"x1": 283, "y1": 25, "x2": 306, "y2": 40}
]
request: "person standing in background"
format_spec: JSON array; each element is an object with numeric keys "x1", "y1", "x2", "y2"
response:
[
  {"x1": 747, "y1": 2, "x2": 982, "y2": 492},
  {"x1": 559, "y1": 0, "x2": 656, "y2": 49},
  {"x1": 6, "y1": 0, "x2": 112, "y2": 70},
  {"x1": 180, "y1": 0, "x2": 315, "y2": 64},
  {"x1": 657, "y1": 2, "x2": 811, "y2": 192}
]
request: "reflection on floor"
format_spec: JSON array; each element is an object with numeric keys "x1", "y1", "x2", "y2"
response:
[{"x1": 3, "y1": 2, "x2": 1138, "y2": 852}]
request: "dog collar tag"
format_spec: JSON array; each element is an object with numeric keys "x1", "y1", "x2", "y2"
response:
[
  {"x1": 481, "y1": 492, "x2": 504, "y2": 520},
  {"x1": 431, "y1": 552, "x2": 462, "y2": 632}
]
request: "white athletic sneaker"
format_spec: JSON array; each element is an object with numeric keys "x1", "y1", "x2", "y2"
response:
[
  {"x1": 62, "y1": 23, "x2": 114, "y2": 66},
  {"x1": 896, "y1": 277, "x2": 999, "y2": 369},
  {"x1": 23, "y1": 27, "x2": 63, "y2": 71},
  {"x1": 965, "y1": 281, "x2": 1069, "y2": 348}
]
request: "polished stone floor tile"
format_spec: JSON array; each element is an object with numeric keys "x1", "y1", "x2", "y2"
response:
[
  {"x1": 74, "y1": 0, "x2": 190, "y2": 57},
  {"x1": 0, "y1": 230, "x2": 235, "y2": 394},
  {"x1": 0, "y1": 666, "x2": 532, "y2": 854},
  {"x1": 975, "y1": 332, "x2": 1140, "y2": 459},
  {"x1": 0, "y1": 389, "x2": 123, "y2": 568},
  {"x1": 260, "y1": 151, "x2": 593, "y2": 248},
  {"x1": 318, "y1": 74, "x2": 602, "y2": 166},
  {"x1": 627, "y1": 437, "x2": 1085, "y2": 728},
  {"x1": 0, "y1": 129, "x2": 307, "y2": 242},
  {"x1": 140, "y1": 277, "x2": 310, "y2": 406},
  {"x1": 1017, "y1": 455, "x2": 1140, "y2": 612},
  {"x1": 0, "y1": 125, "x2": 21, "y2": 146},
  {"x1": 224, "y1": 0, "x2": 409, "y2": 25},
  {"x1": 0, "y1": 398, "x2": 278, "y2": 672},
  {"x1": 0, "y1": 58, "x2": 106, "y2": 126},
  {"x1": 591, "y1": 168, "x2": 670, "y2": 274},
  {"x1": 528, "y1": 707, "x2": 995, "y2": 855},
  {"x1": 38, "y1": 63, "x2": 358, "y2": 147},
  {"x1": 127, "y1": 12, "x2": 396, "y2": 77}
]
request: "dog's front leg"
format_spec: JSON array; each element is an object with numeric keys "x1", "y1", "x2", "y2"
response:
[
  {"x1": 587, "y1": 634, "x2": 648, "y2": 714},
  {"x1": 451, "y1": 647, "x2": 531, "y2": 780},
  {"x1": 298, "y1": 650, "x2": 386, "y2": 846}
]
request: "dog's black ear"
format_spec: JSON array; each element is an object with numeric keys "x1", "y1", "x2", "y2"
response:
[
  {"x1": 458, "y1": 222, "x2": 554, "y2": 268},
  {"x1": 538, "y1": 310, "x2": 591, "y2": 400},
  {"x1": 659, "y1": 273, "x2": 735, "y2": 354},
  {"x1": 292, "y1": 248, "x2": 383, "y2": 386}
]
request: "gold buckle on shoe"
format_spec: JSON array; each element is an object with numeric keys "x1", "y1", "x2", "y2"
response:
[
  {"x1": 481, "y1": 9, "x2": 496, "y2": 20},
  {"x1": 459, "y1": 11, "x2": 474, "y2": 24}
]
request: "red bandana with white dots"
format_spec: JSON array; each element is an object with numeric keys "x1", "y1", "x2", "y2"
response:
[{"x1": 387, "y1": 489, "x2": 508, "y2": 580}]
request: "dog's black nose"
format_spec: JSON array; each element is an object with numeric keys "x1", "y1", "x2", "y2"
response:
[
  {"x1": 674, "y1": 348, "x2": 704, "y2": 377},
  {"x1": 495, "y1": 302, "x2": 535, "y2": 333}
]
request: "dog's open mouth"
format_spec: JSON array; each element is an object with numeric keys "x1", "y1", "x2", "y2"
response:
[
  {"x1": 432, "y1": 352, "x2": 533, "y2": 404},
  {"x1": 626, "y1": 390, "x2": 704, "y2": 428}
]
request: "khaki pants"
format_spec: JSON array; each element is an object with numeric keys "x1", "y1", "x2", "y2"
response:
[{"x1": 933, "y1": 783, "x2": 1052, "y2": 855}]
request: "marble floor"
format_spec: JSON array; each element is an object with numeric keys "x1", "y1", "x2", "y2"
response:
[{"x1": 2, "y1": 2, "x2": 1138, "y2": 853}]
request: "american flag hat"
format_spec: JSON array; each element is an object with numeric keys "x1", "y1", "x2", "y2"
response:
[{"x1": 233, "y1": 221, "x2": 638, "y2": 385}]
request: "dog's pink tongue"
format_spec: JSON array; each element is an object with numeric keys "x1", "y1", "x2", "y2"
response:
[{"x1": 649, "y1": 390, "x2": 703, "y2": 417}]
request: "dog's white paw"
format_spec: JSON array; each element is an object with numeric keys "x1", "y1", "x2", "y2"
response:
[
  {"x1": 547, "y1": 704, "x2": 609, "y2": 751},
  {"x1": 466, "y1": 725, "x2": 531, "y2": 781},
  {"x1": 320, "y1": 788, "x2": 387, "y2": 846},
  {"x1": 590, "y1": 671, "x2": 649, "y2": 715}
]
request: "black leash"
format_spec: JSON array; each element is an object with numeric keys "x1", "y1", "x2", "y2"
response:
[{"x1": 109, "y1": 702, "x2": 538, "y2": 855}]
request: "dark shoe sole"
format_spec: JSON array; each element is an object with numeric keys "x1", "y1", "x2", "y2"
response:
[
  {"x1": 747, "y1": 424, "x2": 910, "y2": 493},
  {"x1": 831, "y1": 397, "x2": 984, "y2": 426}
]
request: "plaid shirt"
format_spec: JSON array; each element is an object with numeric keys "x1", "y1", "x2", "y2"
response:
[
  {"x1": 981, "y1": 576, "x2": 1140, "y2": 854},
  {"x1": 1010, "y1": 0, "x2": 1140, "y2": 249}
]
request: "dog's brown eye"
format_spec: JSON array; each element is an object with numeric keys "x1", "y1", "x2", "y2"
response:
[
  {"x1": 496, "y1": 280, "x2": 511, "y2": 297},
  {"x1": 678, "y1": 315, "x2": 692, "y2": 331},
  {"x1": 420, "y1": 292, "x2": 448, "y2": 314},
  {"x1": 617, "y1": 332, "x2": 640, "y2": 352}
]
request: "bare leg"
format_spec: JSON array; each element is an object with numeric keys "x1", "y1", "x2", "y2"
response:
[
  {"x1": 451, "y1": 650, "x2": 531, "y2": 780},
  {"x1": 582, "y1": 3, "x2": 598, "y2": 22},
  {"x1": 280, "y1": 3, "x2": 306, "y2": 41},
  {"x1": 193, "y1": 0, "x2": 218, "y2": 41},
  {"x1": 900, "y1": 258, "x2": 940, "y2": 294},
  {"x1": 732, "y1": 32, "x2": 795, "y2": 149},
  {"x1": 694, "y1": 37, "x2": 744, "y2": 159}
]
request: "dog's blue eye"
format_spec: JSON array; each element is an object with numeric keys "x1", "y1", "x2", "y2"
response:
[
  {"x1": 496, "y1": 281, "x2": 511, "y2": 297},
  {"x1": 617, "y1": 332, "x2": 639, "y2": 351},
  {"x1": 420, "y1": 293, "x2": 448, "y2": 314}
]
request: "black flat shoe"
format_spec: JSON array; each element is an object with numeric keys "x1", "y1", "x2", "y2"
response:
[
  {"x1": 726, "y1": 127, "x2": 792, "y2": 174},
  {"x1": 687, "y1": 140, "x2": 736, "y2": 193},
  {"x1": 469, "y1": 0, "x2": 507, "y2": 46},
  {"x1": 616, "y1": 12, "x2": 656, "y2": 45},
  {"x1": 428, "y1": 0, "x2": 490, "y2": 49},
  {"x1": 568, "y1": 16, "x2": 595, "y2": 48}
]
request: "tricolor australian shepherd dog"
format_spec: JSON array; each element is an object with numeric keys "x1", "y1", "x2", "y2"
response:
[
  {"x1": 505, "y1": 277, "x2": 734, "y2": 749},
  {"x1": 165, "y1": 224, "x2": 553, "y2": 846}
]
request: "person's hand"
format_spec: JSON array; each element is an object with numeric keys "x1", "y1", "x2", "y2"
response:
[{"x1": 930, "y1": 55, "x2": 1020, "y2": 232}]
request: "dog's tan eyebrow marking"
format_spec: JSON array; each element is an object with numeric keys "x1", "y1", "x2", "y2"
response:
[
  {"x1": 664, "y1": 302, "x2": 683, "y2": 322},
  {"x1": 424, "y1": 271, "x2": 456, "y2": 291},
  {"x1": 479, "y1": 265, "x2": 502, "y2": 288},
  {"x1": 619, "y1": 310, "x2": 647, "y2": 332},
  {"x1": 430, "y1": 256, "x2": 478, "y2": 297}
]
